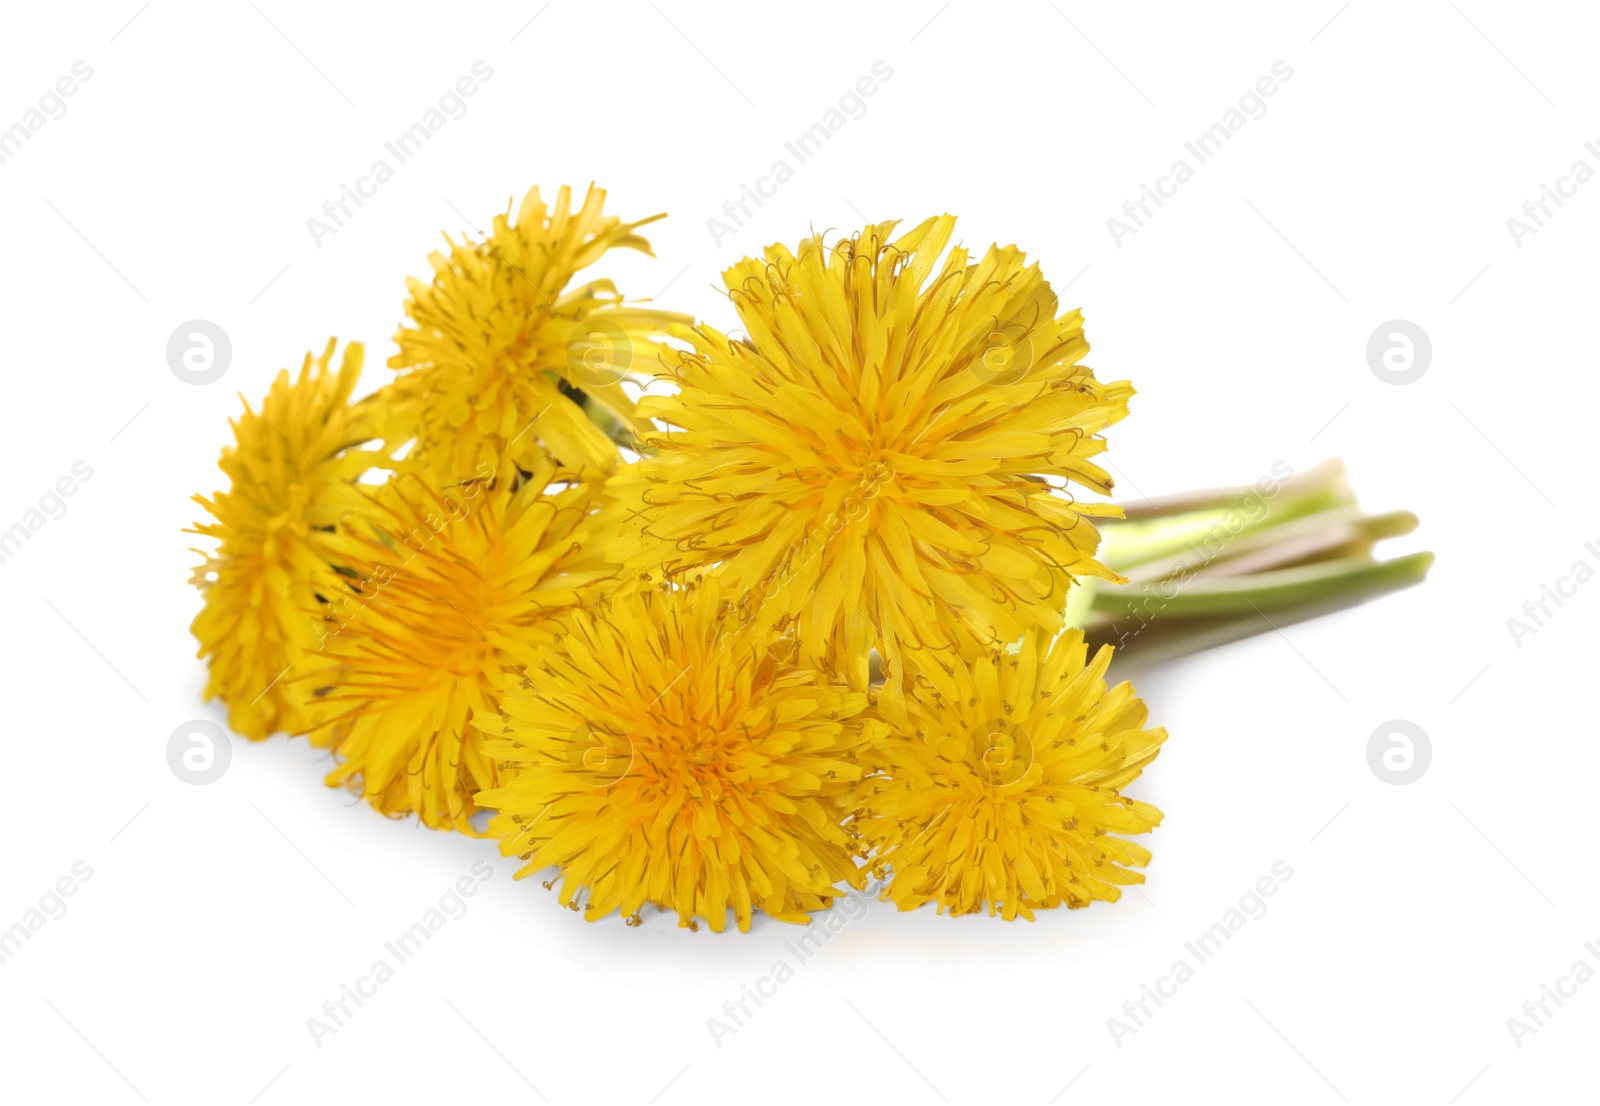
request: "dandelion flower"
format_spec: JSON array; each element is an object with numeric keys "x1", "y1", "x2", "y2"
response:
[
  {"x1": 855, "y1": 629, "x2": 1166, "y2": 920},
  {"x1": 301, "y1": 455, "x2": 614, "y2": 832},
  {"x1": 476, "y1": 581, "x2": 878, "y2": 931},
  {"x1": 612, "y1": 217, "x2": 1131, "y2": 702},
  {"x1": 188, "y1": 339, "x2": 386, "y2": 739},
  {"x1": 388, "y1": 184, "x2": 690, "y2": 482}
]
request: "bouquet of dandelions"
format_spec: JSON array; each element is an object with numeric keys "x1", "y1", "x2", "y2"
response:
[{"x1": 189, "y1": 185, "x2": 1430, "y2": 931}]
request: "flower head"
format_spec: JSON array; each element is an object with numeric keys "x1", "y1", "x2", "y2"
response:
[
  {"x1": 611, "y1": 217, "x2": 1131, "y2": 702},
  {"x1": 855, "y1": 629, "x2": 1166, "y2": 920},
  {"x1": 476, "y1": 581, "x2": 878, "y2": 931},
  {"x1": 388, "y1": 184, "x2": 690, "y2": 482},
  {"x1": 300, "y1": 455, "x2": 614, "y2": 832},
  {"x1": 188, "y1": 339, "x2": 386, "y2": 738}
]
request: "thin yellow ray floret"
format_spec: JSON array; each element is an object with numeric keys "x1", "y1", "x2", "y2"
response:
[
  {"x1": 608, "y1": 216, "x2": 1130, "y2": 705},
  {"x1": 300, "y1": 456, "x2": 617, "y2": 832},
  {"x1": 388, "y1": 183, "x2": 690, "y2": 482},
  {"x1": 476, "y1": 581, "x2": 881, "y2": 931},
  {"x1": 188, "y1": 339, "x2": 389, "y2": 738},
  {"x1": 855, "y1": 629, "x2": 1166, "y2": 920}
]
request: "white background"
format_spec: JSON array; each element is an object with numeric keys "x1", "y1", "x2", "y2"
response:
[{"x1": 0, "y1": 2, "x2": 1592, "y2": 1103}]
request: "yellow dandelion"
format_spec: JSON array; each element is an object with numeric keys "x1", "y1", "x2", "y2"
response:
[
  {"x1": 300, "y1": 454, "x2": 615, "y2": 832},
  {"x1": 388, "y1": 183, "x2": 691, "y2": 482},
  {"x1": 855, "y1": 629, "x2": 1166, "y2": 920},
  {"x1": 188, "y1": 339, "x2": 386, "y2": 739},
  {"x1": 475, "y1": 581, "x2": 878, "y2": 932},
  {"x1": 611, "y1": 216, "x2": 1131, "y2": 703}
]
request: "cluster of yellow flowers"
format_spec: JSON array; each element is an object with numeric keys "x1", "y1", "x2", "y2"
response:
[{"x1": 189, "y1": 185, "x2": 1168, "y2": 930}]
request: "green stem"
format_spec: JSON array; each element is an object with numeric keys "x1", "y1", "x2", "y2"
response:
[
  {"x1": 1098, "y1": 459, "x2": 1353, "y2": 573},
  {"x1": 1087, "y1": 551, "x2": 1435, "y2": 624},
  {"x1": 1116, "y1": 507, "x2": 1418, "y2": 586},
  {"x1": 1067, "y1": 459, "x2": 1435, "y2": 661}
]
